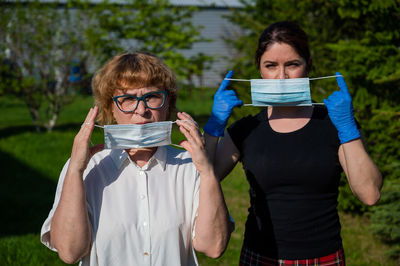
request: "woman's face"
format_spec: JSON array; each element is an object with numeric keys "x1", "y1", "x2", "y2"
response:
[
  {"x1": 259, "y1": 42, "x2": 308, "y2": 79},
  {"x1": 112, "y1": 86, "x2": 169, "y2": 125}
]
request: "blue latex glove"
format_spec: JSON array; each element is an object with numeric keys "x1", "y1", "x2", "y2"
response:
[
  {"x1": 323, "y1": 72, "x2": 360, "y2": 144},
  {"x1": 204, "y1": 70, "x2": 243, "y2": 137}
]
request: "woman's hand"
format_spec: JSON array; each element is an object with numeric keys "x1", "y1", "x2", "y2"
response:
[
  {"x1": 203, "y1": 70, "x2": 243, "y2": 137},
  {"x1": 69, "y1": 106, "x2": 103, "y2": 174},
  {"x1": 176, "y1": 112, "x2": 212, "y2": 173},
  {"x1": 323, "y1": 72, "x2": 360, "y2": 144}
]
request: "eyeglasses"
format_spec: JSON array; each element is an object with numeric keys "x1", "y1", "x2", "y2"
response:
[{"x1": 113, "y1": 91, "x2": 167, "y2": 113}]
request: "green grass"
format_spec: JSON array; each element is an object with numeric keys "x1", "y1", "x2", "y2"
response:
[{"x1": 0, "y1": 93, "x2": 397, "y2": 265}]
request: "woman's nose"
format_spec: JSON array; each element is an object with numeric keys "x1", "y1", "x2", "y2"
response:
[
  {"x1": 135, "y1": 100, "x2": 147, "y2": 115},
  {"x1": 279, "y1": 67, "x2": 288, "y2": 79}
]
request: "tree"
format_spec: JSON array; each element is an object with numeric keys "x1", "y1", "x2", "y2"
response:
[
  {"x1": 0, "y1": 0, "x2": 85, "y2": 131},
  {"x1": 0, "y1": 0, "x2": 210, "y2": 131}
]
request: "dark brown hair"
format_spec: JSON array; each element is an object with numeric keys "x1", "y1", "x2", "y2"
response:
[
  {"x1": 255, "y1": 21, "x2": 312, "y2": 72},
  {"x1": 92, "y1": 51, "x2": 177, "y2": 125}
]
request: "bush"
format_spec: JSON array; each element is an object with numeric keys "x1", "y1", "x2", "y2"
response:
[{"x1": 370, "y1": 171, "x2": 400, "y2": 260}]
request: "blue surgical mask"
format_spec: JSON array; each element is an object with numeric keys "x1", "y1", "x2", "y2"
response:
[
  {"x1": 250, "y1": 78, "x2": 311, "y2": 106},
  {"x1": 97, "y1": 121, "x2": 173, "y2": 149},
  {"x1": 225, "y1": 75, "x2": 341, "y2": 106}
]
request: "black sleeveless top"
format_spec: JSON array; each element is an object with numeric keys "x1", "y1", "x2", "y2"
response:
[{"x1": 227, "y1": 106, "x2": 343, "y2": 259}]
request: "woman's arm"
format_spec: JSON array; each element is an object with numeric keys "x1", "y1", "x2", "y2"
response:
[
  {"x1": 205, "y1": 132, "x2": 240, "y2": 181},
  {"x1": 177, "y1": 112, "x2": 232, "y2": 258},
  {"x1": 338, "y1": 137, "x2": 382, "y2": 205},
  {"x1": 50, "y1": 107, "x2": 101, "y2": 264},
  {"x1": 203, "y1": 70, "x2": 243, "y2": 180}
]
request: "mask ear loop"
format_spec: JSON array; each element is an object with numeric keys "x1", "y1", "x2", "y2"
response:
[
  {"x1": 309, "y1": 75, "x2": 343, "y2": 105},
  {"x1": 309, "y1": 74, "x2": 342, "y2": 81},
  {"x1": 224, "y1": 74, "x2": 343, "y2": 82}
]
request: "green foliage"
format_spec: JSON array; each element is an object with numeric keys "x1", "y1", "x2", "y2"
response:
[
  {"x1": 85, "y1": 0, "x2": 210, "y2": 80},
  {"x1": 0, "y1": 0, "x2": 211, "y2": 131},
  {"x1": 370, "y1": 178, "x2": 400, "y2": 259},
  {"x1": 0, "y1": 0, "x2": 80, "y2": 131}
]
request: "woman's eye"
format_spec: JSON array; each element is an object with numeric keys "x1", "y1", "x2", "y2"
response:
[
  {"x1": 288, "y1": 62, "x2": 300, "y2": 67},
  {"x1": 145, "y1": 95, "x2": 158, "y2": 101},
  {"x1": 120, "y1": 97, "x2": 136, "y2": 103},
  {"x1": 265, "y1": 64, "x2": 276, "y2": 69}
]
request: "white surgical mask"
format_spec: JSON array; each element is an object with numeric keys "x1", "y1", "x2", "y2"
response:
[
  {"x1": 226, "y1": 75, "x2": 341, "y2": 106},
  {"x1": 96, "y1": 121, "x2": 173, "y2": 149}
]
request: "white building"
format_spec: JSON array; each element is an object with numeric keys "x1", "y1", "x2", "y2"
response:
[{"x1": 170, "y1": 0, "x2": 244, "y2": 87}]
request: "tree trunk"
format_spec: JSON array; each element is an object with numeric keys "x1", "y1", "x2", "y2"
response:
[
  {"x1": 27, "y1": 106, "x2": 42, "y2": 132},
  {"x1": 45, "y1": 112, "x2": 59, "y2": 132}
]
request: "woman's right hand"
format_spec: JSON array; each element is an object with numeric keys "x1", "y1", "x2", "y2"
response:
[
  {"x1": 69, "y1": 106, "x2": 103, "y2": 174},
  {"x1": 203, "y1": 70, "x2": 243, "y2": 137}
]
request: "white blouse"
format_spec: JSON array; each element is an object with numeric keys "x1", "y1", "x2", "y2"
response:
[{"x1": 41, "y1": 146, "x2": 200, "y2": 266}]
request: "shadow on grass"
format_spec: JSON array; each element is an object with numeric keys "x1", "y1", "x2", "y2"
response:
[
  {"x1": 0, "y1": 149, "x2": 56, "y2": 237},
  {"x1": 0, "y1": 125, "x2": 37, "y2": 138},
  {"x1": 0, "y1": 123, "x2": 84, "y2": 138}
]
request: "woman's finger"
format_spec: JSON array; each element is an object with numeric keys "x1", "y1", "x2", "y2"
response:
[
  {"x1": 177, "y1": 112, "x2": 200, "y2": 132},
  {"x1": 179, "y1": 122, "x2": 195, "y2": 143},
  {"x1": 177, "y1": 119, "x2": 203, "y2": 147},
  {"x1": 80, "y1": 106, "x2": 98, "y2": 139},
  {"x1": 178, "y1": 112, "x2": 198, "y2": 127},
  {"x1": 176, "y1": 112, "x2": 206, "y2": 150}
]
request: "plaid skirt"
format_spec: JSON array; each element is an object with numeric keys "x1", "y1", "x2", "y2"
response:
[{"x1": 239, "y1": 245, "x2": 345, "y2": 266}]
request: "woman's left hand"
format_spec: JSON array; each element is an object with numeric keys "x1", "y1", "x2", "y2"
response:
[{"x1": 176, "y1": 112, "x2": 212, "y2": 173}]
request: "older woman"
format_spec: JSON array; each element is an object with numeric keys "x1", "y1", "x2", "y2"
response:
[
  {"x1": 41, "y1": 52, "x2": 232, "y2": 265},
  {"x1": 204, "y1": 21, "x2": 382, "y2": 265}
]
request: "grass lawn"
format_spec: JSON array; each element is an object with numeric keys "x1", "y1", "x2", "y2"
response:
[{"x1": 0, "y1": 93, "x2": 397, "y2": 265}]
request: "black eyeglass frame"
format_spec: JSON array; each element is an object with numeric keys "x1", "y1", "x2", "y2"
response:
[{"x1": 112, "y1": 91, "x2": 168, "y2": 113}]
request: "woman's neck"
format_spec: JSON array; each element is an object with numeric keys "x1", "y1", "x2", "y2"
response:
[
  {"x1": 268, "y1": 106, "x2": 313, "y2": 120},
  {"x1": 126, "y1": 147, "x2": 158, "y2": 168},
  {"x1": 267, "y1": 106, "x2": 314, "y2": 133}
]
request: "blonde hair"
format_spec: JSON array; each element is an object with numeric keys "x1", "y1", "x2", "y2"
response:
[{"x1": 92, "y1": 52, "x2": 178, "y2": 125}]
